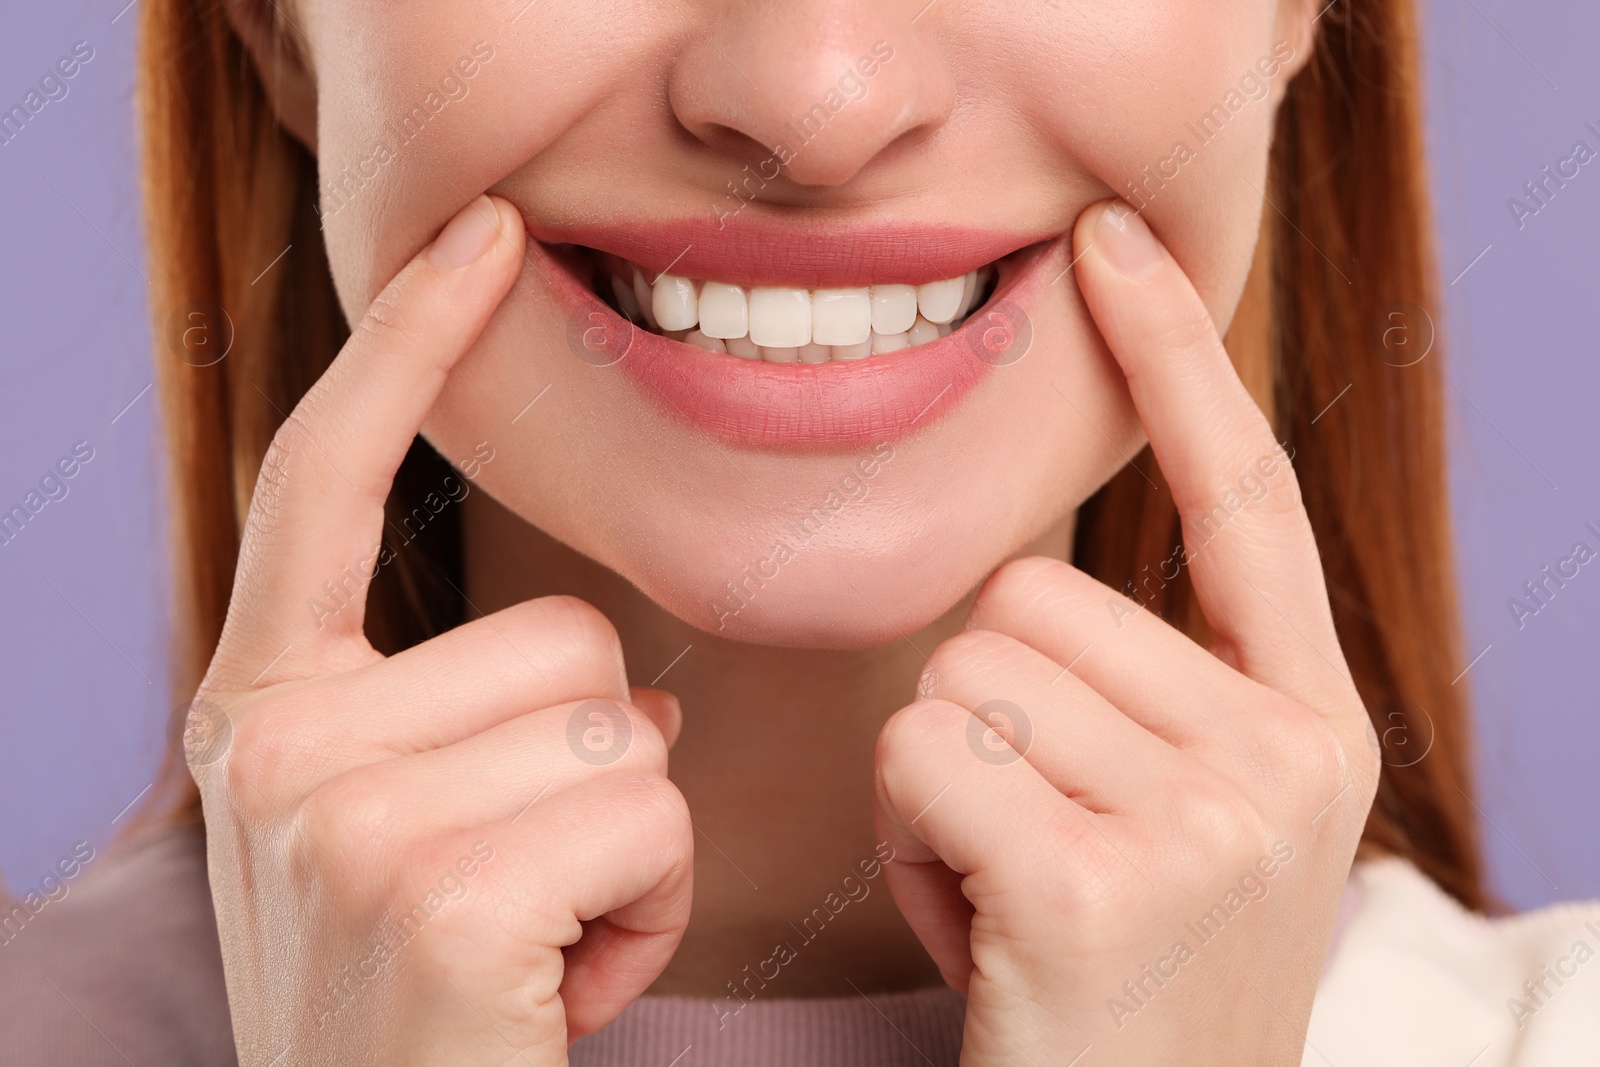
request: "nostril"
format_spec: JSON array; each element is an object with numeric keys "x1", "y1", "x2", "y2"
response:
[{"x1": 688, "y1": 121, "x2": 786, "y2": 171}]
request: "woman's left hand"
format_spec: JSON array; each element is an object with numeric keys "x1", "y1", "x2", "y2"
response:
[{"x1": 874, "y1": 200, "x2": 1382, "y2": 1066}]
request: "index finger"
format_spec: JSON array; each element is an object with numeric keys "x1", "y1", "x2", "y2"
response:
[
  {"x1": 1071, "y1": 199, "x2": 1356, "y2": 716},
  {"x1": 208, "y1": 195, "x2": 525, "y2": 690}
]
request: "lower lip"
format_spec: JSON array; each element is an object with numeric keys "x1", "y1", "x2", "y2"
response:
[{"x1": 529, "y1": 234, "x2": 1059, "y2": 451}]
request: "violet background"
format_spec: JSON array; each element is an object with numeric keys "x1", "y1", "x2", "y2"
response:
[{"x1": 1, "y1": 0, "x2": 1596, "y2": 909}]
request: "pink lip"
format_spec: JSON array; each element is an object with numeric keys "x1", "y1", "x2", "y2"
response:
[
  {"x1": 526, "y1": 225, "x2": 1061, "y2": 452},
  {"x1": 530, "y1": 217, "x2": 1046, "y2": 288}
]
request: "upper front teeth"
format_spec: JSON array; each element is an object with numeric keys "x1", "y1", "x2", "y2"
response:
[
  {"x1": 698, "y1": 282, "x2": 748, "y2": 339},
  {"x1": 916, "y1": 277, "x2": 966, "y2": 324},
  {"x1": 653, "y1": 275, "x2": 700, "y2": 332},
  {"x1": 748, "y1": 286, "x2": 812, "y2": 348},
  {"x1": 810, "y1": 289, "x2": 872, "y2": 346},
  {"x1": 870, "y1": 285, "x2": 918, "y2": 334},
  {"x1": 629, "y1": 265, "x2": 992, "y2": 360}
]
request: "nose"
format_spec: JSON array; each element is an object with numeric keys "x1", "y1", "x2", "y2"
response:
[{"x1": 667, "y1": 1, "x2": 955, "y2": 187}]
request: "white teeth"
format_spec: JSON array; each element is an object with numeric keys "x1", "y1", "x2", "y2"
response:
[
  {"x1": 684, "y1": 329, "x2": 726, "y2": 353},
  {"x1": 917, "y1": 277, "x2": 966, "y2": 324},
  {"x1": 725, "y1": 335, "x2": 761, "y2": 359},
  {"x1": 810, "y1": 288, "x2": 872, "y2": 346},
  {"x1": 968, "y1": 266, "x2": 995, "y2": 314},
  {"x1": 748, "y1": 287, "x2": 812, "y2": 348},
  {"x1": 632, "y1": 269, "x2": 658, "y2": 330},
  {"x1": 906, "y1": 315, "x2": 941, "y2": 347},
  {"x1": 698, "y1": 282, "x2": 748, "y2": 339},
  {"x1": 610, "y1": 260, "x2": 996, "y2": 363},
  {"x1": 870, "y1": 330, "x2": 910, "y2": 355},
  {"x1": 956, "y1": 272, "x2": 978, "y2": 318},
  {"x1": 870, "y1": 284, "x2": 918, "y2": 335},
  {"x1": 653, "y1": 274, "x2": 699, "y2": 332}
]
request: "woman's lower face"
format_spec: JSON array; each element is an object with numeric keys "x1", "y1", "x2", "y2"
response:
[{"x1": 296, "y1": 0, "x2": 1310, "y2": 648}]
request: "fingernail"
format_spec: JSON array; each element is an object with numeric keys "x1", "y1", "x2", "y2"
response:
[
  {"x1": 429, "y1": 196, "x2": 501, "y2": 268},
  {"x1": 1094, "y1": 202, "x2": 1163, "y2": 277}
]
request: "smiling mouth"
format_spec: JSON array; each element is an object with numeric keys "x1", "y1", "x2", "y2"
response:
[
  {"x1": 569, "y1": 249, "x2": 1000, "y2": 364},
  {"x1": 524, "y1": 215, "x2": 1060, "y2": 449}
]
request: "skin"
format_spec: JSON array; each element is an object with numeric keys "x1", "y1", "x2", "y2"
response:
[{"x1": 197, "y1": 0, "x2": 1381, "y2": 1063}]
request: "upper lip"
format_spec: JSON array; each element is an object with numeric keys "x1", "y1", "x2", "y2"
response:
[{"x1": 528, "y1": 216, "x2": 1051, "y2": 289}]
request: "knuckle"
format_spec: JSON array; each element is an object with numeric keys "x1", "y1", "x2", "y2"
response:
[
  {"x1": 1170, "y1": 777, "x2": 1258, "y2": 854},
  {"x1": 1150, "y1": 308, "x2": 1219, "y2": 355},
  {"x1": 604, "y1": 773, "x2": 695, "y2": 851},
  {"x1": 396, "y1": 836, "x2": 503, "y2": 922},
  {"x1": 972, "y1": 556, "x2": 1097, "y2": 632},
  {"x1": 355, "y1": 281, "x2": 413, "y2": 349},
  {"x1": 622, "y1": 707, "x2": 671, "y2": 768},
  {"x1": 642, "y1": 778, "x2": 695, "y2": 848},
  {"x1": 224, "y1": 699, "x2": 309, "y2": 801},
  {"x1": 1301, "y1": 718, "x2": 1351, "y2": 797},
  {"x1": 1249, "y1": 706, "x2": 1349, "y2": 802},
  {"x1": 299, "y1": 772, "x2": 403, "y2": 874},
  {"x1": 976, "y1": 556, "x2": 1070, "y2": 613},
  {"x1": 1350, "y1": 733, "x2": 1383, "y2": 810},
  {"x1": 923, "y1": 628, "x2": 1014, "y2": 692},
  {"x1": 1036, "y1": 808, "x2": 1128, "y2": 915},
  {"x1": 477, "y1": 981, "x2": 566, "y2": 1048},
  {"x1": 1186, "y1": 441, "x2": 1307, "y2": 536},
  {"x1": 585, "y1": 703, "x2": 670, "y2": 772},
  {"x1": 1356, "y1": 715, "x2": 1385, "y2": 785},
  {"x1": 532, "y1": 595, "x2": 625, "y2": 667},
  {"x1": 250, "y1": 402, "x2": 353, "y2": 516},
  {"x1": 876, "y1": 699, "x2": 965, "y2": 767},
  {"x1": 1243, "y1": 462, "x2": 1308, "y2": 521},
  {"x1": 563, "y1": 699, "x2": 660, "y2": 769},
  {"x1": 250, "y1": 427, "x2": 301, "y2": 522}
]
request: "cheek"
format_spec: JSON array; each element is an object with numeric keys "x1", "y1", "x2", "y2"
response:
[
  {"x1": 995, "y1": 0, "x2": 1284, "y2": 328},
  {"x1": 310, "y1": 5, "x2": 643, "y2": 321}
]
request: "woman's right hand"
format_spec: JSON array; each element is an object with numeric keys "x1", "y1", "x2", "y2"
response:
[{"x1": 186, "y1": 196, "x2": 694, "y2": 1066}]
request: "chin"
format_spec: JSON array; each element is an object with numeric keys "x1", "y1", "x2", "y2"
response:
[{"x1": 622, "y1": 512, "x2": 1006, "y2": 650}]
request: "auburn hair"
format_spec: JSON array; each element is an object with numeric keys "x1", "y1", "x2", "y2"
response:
[{"x1": 135, "y1": 0, "x2": 1489, "y2": 910}]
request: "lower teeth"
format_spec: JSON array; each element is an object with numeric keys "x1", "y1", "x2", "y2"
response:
[{"x1": 659, "y1": 317, "x2": 961, "y2": 362}]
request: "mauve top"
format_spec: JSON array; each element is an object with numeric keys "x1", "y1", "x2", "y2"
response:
[{"x1": 2, "y1": 823, "x2": 1596, "y2": 1066}]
